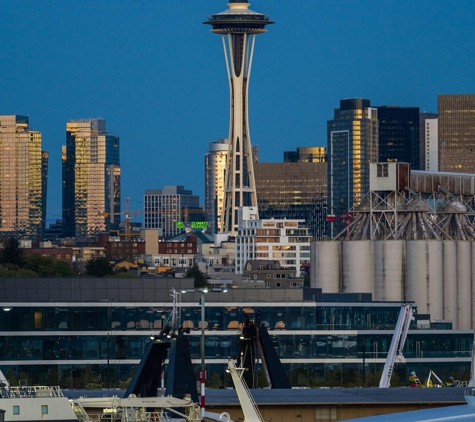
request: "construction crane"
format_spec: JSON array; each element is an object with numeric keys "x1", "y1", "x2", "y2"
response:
[
  {"x1": 379, "y1": 303, "x2": 414, "y2": 388},
  {"x1": 100, "y1": 197, "x2": 141, "y2": 241}
]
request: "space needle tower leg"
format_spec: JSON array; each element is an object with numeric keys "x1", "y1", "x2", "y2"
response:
[{"x1": 205, "y1": 1, "x2": 274, "y2": 235}]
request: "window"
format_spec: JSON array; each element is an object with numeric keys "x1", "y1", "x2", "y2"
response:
[
  {"x1": 275, "y1": 282, "x2": 281, "y2": 288},
  {"x1": 41, "y1": 405, "x2": 48, "y2": 415},
  {"x1": 254, "y1": 274, "x2": 257, "y2": 279},
  {"x1": 13, "y1": 406, "x2": 20, "y2": 415},
  {"x1": 377, "y1": 163, "x2": 389, "y2": 177}
]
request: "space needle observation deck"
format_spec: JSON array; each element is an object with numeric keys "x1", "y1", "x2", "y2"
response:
[{"x1": 204, "y1": 1, "x2": 273, "y2": 235}]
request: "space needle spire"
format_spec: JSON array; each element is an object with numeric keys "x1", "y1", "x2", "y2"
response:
[{"x1": 205, "y1": 1, "x2": 273, "y2": 235}]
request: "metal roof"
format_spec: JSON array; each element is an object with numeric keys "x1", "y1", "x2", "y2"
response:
[
  {"x1": 345, "y1": 403, "x2": 475, "y2": 421},
  {"x1": 205, "y1": 388, "x2": 467, "y2": 406}
]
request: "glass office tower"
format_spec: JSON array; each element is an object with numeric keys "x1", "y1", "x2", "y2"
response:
[
  {"x1": 438, "y1": 94, "x2": 475, "y2": 173},
  {"x1": 0, "y1": 115, "x2": 46, "y2": 238},
  {"x1": 377, "y1": 106, "x2": 420, "y2": 170},
  {"x1": 62, "y1": 118, "x2": 120, "y2": 238},
  {"x1": 327, "y1": 99, "x2": 379, "y2": 238}
]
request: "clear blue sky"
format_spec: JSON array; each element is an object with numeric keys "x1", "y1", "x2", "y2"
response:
[{"x1": 1, "y1": 0, "x2": 474, "y2": 220}]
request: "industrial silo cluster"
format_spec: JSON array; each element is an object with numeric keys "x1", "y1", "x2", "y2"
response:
[{"x1": 310, "y1": 240, "x2": 475, "y2": 329}]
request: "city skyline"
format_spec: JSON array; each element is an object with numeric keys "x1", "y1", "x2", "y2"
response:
[{"x1": 0, "y1": 1, "x2": 474, "y2": 220}]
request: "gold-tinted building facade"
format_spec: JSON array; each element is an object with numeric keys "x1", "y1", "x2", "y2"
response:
[
  {"x1": 0, "y1": 115, "x2": 46, "y2": 237},
  {"x1": 284, "y1": 146, "x2": 326, "y2": 163},
  {"x1": 205, "y1": 139, "x2": 228, "y2": 234},
  {"x1": 254, "y1": 161, "x2": 327, "y2": 239},
  {"x1": 62, "y1": 118, "x2": 120, "y2": 238},
  {"x1": 438, "y1": 94, "x2": 475, "y2": 172},
  {"x1": 327, "y1": 99, "x2": 378, "y2": 237}
]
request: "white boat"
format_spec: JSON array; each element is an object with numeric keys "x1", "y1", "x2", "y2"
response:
[
  {"x1": 0, "y1": 383, "x2": 201, "y2": 422},
  {"x1": 0, "y1": 385, "x2": 79, "y2": 421}
]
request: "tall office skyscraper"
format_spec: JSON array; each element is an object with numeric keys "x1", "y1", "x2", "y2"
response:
[
  {"x1": 438, "y1": 94, "x2": 475, "y2": 172},
  {"x1": 0, "y1": 115, "x2": 47, "y2": 238},
  {"x1": 377, "y1": 105, "x2": 420, "y2": 169},
  {"x1": 144, "y1": 186, "x2": 200, "y2": 238},
  {"x1": 420, "y1": 112, "x2": 438, "y2": 171},
  {"x1": 62, "y1": 118, "x2": 120, "y2": 238},
  {"x1": 327, "y1": 99, "x2": 378, "y2": 237},
  {"x1": 205, "y1": 139, "x2": 228, "y2": 234},
  {"x1": 205, "y1": 0, "x2": 273, "y2": 235}
]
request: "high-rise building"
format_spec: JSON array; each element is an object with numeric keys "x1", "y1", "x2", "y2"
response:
[
  {"x1": 420, "y1": 112, "x2": 438, "y2": 171},
  {"x1": 144, "y1": 186, "x2": 200, "y2": 238},
  {"x1": 327, "y1": 99, "x2": 378, "y2": 237},
  {"x1": 205, "y1": 139, "x2": 228, "y2": 234},
  {"x1": 438, "y1": 94, "x2": 475, "y2": 172},
  {"x1": 284, "y1": 146, "x2": 326, "y2": 163},
  {"x1": 255, "y1": 147, "x2": 327, "y2": 239},
  {"x1": 377, "y1": 105, "x2": 420, "y2": 169},
  {"x1": 62, "y1": 118, "x2": 120, "y2": 239},
  {"x1": 204, "y1": 1, "x2": 273, "y2": 235},
  {"x1": 0, "y1": 115, "x2": 47, "y2": 238}
]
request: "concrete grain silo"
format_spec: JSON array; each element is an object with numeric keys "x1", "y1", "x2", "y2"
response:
[
  {"x1": 456, "y1": 241, "x2": 472, "y2": 329},
  {"x1": 373, "y1": 240, "x2": 405, "y2": 302},
  {"x1": 443, "y1": 241, "x2": 458, "y2": 327},
  {"x1": 310, "y1": 241, "x2": 340, "y2": 293},
  {"x1": 342, "y1": 241, "x2": 373, "y2": 293}
]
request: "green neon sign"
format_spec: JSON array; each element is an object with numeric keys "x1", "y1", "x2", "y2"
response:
[{"x1": 175, "y1": 221, "x2": 209, "y2": 229}]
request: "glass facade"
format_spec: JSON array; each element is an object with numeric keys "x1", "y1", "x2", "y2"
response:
[
  {"x1": 377, "y1": 106, "x2": 420, "y2": 170},
  {"x1": 255, "y1": 162, "x2": 327, "y2": 239},
  {"x1": 327, "y1": 99, "x2": 378, "y2": 237},
  {"x1": 0, "y1": 302, "x2": 471, "y2": 388},
  {"x1": 438, "y1": 94, "x2": 475, "y2": 172},
  {"x1": 62, "y1": 118, "x2": 121, "y2": 238},
  {"x1": 0, "y1": 115, "x2": 46, "y2": 238}
]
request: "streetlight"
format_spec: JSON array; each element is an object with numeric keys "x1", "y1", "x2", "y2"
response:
[{"x1": 181, "y1": 286, "x2": 227, "y2": 422}]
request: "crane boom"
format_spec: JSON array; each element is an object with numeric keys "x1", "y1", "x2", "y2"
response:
[
  {"x1": 379, "y1": 303, "x2": 414, "y2": 388},
  {"x1": 227, "y1": 360, "x2": 264, "y2": 422}
]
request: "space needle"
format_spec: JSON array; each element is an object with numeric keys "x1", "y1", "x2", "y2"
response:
[{"x1": 205, "y1": 1, "x2": 273, "y2": 235}]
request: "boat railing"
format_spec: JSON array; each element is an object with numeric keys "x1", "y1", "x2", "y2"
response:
[
  {"x1": 1, "y1": 385, "x2": 64, "y2": 398},
  {"x1": 75, "y1": 411, "x2": 173, "y2": 421}
]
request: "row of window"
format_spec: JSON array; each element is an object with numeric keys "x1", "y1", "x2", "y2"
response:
[
  {"x1": 0, "y1": 361, "x2": 471, "y2": 390},
  {"x1": 0, "y1": 333, "x2": 471, "y2": 362},
  {"x1": 0, "y1": 304, "x2": 417, "y2": 332}
]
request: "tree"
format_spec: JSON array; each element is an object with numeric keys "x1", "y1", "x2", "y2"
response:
[
  {"x1": 25, "y1": 254, "x2": 56, "y2": 277},
  {"x1": 0, "y1": 237, "x2": 26, "y2": 267},
  {"x1": 25, "y1": 254, "x2": 74, "y2": 277},
  {"x1": 85, "y1": 257, "x2": 114, "y2": 277},
  {"x1": 185, "y1": 263, "x2": 207, "y2": 288},
  {"x1": 54, "y1": 260, "x2": 74, "y2": 277}
]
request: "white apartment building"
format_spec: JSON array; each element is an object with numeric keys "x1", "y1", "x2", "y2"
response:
[
  {"x1": 236, "y1": 207, "x2": 311, "y2": 275},
  {"x1": 425, "y1": 117, "x2": 438, "y2": 171}
]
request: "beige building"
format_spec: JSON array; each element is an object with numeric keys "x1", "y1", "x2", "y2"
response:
[
  {"x1": 438, "y1": 94, "x2": 475, "y2": 172},
  {"x1": 0, "y1": 115, "x2": 46, "y2": 237}
]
